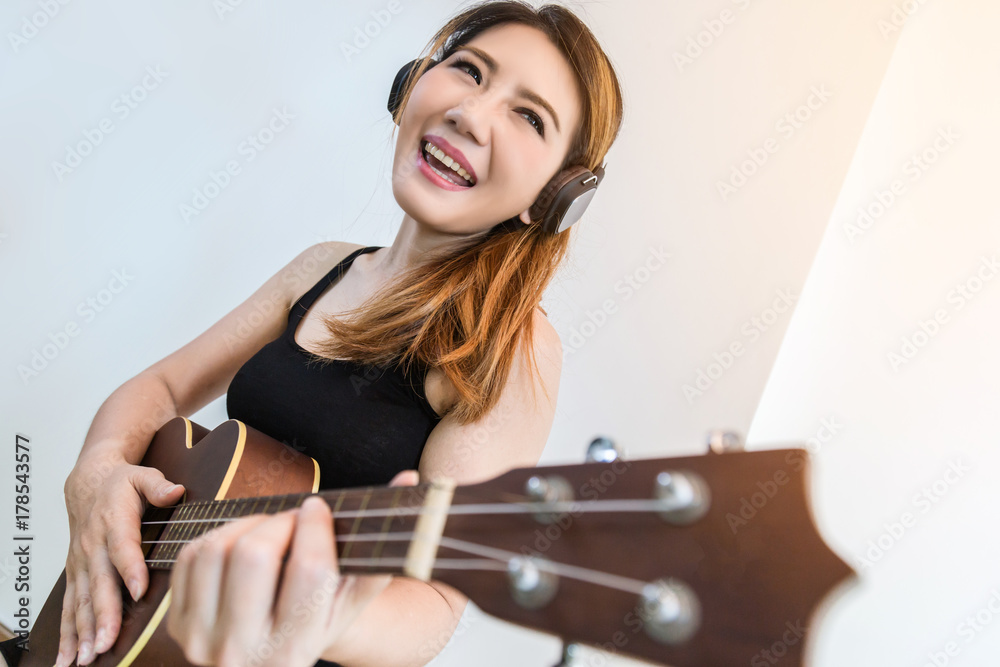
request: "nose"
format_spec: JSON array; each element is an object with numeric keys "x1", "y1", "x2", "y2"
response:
[{"x1": 443, "y1": 92, "x2": 490, "y2": 146}]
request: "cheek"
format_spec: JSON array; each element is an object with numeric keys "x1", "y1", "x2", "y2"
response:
[{"x1": 511, "y1": 146, "x2": 559, "y2": 192}]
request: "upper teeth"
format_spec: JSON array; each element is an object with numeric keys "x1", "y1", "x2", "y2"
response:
[{"x1": 424, "y1": 141, "x2": 476, "y2": 185}]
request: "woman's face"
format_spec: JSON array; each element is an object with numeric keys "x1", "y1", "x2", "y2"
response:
[{"x1": 391, "y1": 22, "x2": 583, "y2": 236}]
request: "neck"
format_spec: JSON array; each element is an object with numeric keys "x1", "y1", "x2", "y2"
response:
[
  {"x1": 145, "y1": 482, "x2": 448, "y2": 577},
  {"x1": 373, "y1": 214, "x2": 485, "y2": 281}
]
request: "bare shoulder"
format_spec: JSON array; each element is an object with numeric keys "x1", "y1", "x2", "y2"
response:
[
  {"x1": 277, "y1": 241, "x2": 368, "y2": 309},
  {"x1": 525, "y1": 306, "x2": 563, "y2": 377}
]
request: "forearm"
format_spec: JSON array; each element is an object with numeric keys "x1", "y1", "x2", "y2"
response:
[
  {"x1": 322, "y1": 577, "x2": 466, "y2": 666},
  {"x1": 73, "y1": 372, "x2": 178, "y2": 469},
  {"x1": 62, "y1": 371, "x2": 179, "y2": 507}
]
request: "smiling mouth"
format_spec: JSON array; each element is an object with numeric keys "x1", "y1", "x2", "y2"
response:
[{"x1": 419, "y1": 140, "x2": 476, "y2": 187}]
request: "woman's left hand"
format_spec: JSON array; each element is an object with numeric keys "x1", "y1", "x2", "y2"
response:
[{"x1": 167, "y1": 470, "x2": 420, "y2": 666}]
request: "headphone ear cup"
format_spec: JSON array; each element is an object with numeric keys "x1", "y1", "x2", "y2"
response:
[
  {"x1": 529, "y1": 165, "x2": 595, "y2": 234},
  {"x1": 388, "y1": 57, "x2": 437, "y2": 125}
]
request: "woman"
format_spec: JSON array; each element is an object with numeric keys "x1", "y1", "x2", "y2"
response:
[{"x1": 23, "y1": 1, "x2": 625, "y2": 665}]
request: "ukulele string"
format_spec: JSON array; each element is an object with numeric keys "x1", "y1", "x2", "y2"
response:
[
  {"x1": 139, "y1": 497, "x2": 678, "y2": 528},
  {"x1": 143, "y1": 532, "x2": 651, "y2": 596}
]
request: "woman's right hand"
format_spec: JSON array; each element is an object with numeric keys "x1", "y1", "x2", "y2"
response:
[{"x1": 58, "y1": 454, "x2": 186, "y2": 667}]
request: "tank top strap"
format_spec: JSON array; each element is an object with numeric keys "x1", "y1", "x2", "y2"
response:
[{"x1": 286, "y1": 246, "x2": 382, "y2": 330}]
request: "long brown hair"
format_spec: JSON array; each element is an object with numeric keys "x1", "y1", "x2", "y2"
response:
[{"x1": 314, "y1": 0, "x2": 624, "y2": 424}]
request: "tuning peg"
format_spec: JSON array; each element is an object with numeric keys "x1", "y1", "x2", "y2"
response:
[
  {"x1": 638, "y1": 578, "x2": 701, "y2": 644},
  {"x1": 525, "y1": 475, "x2": 574, "y2": 524},
  {"x1": 706, "y1": 429, "x2": 744, "y2": 454},
  {"x1": 586, "y1": 436, "x2": 622, "y2": 462},
  {"x1": 507, "y1": 555, "x2": 558, "y2": 610},
  {"x1": 552, "y1": 641, "x2": 583, "y2": 666},
  {"x1": 654, "y1": 471, "x2": 710, "y2": 524}
]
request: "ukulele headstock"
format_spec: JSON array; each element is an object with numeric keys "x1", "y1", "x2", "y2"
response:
[{"x1": 430, "y1": 437, "x2": 854, "y2": 667}]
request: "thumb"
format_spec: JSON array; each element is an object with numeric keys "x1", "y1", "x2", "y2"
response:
[
  {"x1": 387, "y1": 469, "x2": 420, "y2": 487},
  {"x1": 131, "y1": 467, "x2": 185, "y2": 506}
]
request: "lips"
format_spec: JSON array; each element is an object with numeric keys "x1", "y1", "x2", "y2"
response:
[
  {"x1": 422, "y1": 133, "x2": 477, "y2": 184},
  {"x1": 415, "y1": 143, "x2": 471, "y2": 192}
]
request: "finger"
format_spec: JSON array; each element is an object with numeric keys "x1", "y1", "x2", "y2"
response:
[
  {"x1": 274, "y1": 496, "x2": 338, "y2": 644},
  {"x1": 388, "y1": 469, "x2": 420, "y2": 487},
  {"x1": 167, "y1": 534, "x2": 211, "y2": 663},
  {"x1": 213, "y1": 512, "x2": 296, "y2": 657},
  {"x1": 87, "y1": 546, "x2": 123, "y2": 655},
  {"x1": 167, "y1": 516, "x2": 270, "y2": 663},
  {"x1": 181, "y1": 529, "x2": 233, "y2": 645},
  {"x1": 73, "y1": 570, "x2": 97, "y2": 666},
  {"x1": 130, "y1": 466, "x2": 186, "y2": 507},
  {"x1": 56, "y1": 575, "x2": 78, "y2": 667},
  {"x1": 125, "y1": 469, "x2": 185, "y2": 602},
  {"x1": 106, "y1": 514, "x2": 149, "y2": 603}
]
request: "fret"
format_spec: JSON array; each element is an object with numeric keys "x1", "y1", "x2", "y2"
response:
[
  {"x1": 149, "y1": 504, "x2": 184, "y2": 568},
  {"x1": 340, "y1": 489, "x2": 373, "y2": 561},
  {"x1": 180, "y1": 501, "x2": 204, "y2": 547},
  {"x1": 195, "y1": 501, "x2": 210, "y2": 538},
  {"x1": 331, "y1": 490, "x2": 347, "y2": 515},
  {"x1": 165, "y1": 504, "x2": 191, "y2": 564},
  {"x1": 371, "y1": 487, "x2": 405, "y2": 563},
  {"x1": 206, "y1": 498, "x2": 225, "y2": 535}
]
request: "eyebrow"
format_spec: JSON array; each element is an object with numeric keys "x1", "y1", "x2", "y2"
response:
[{"x1": 458, "y1": 46, "x2": 561, "y2": 134}]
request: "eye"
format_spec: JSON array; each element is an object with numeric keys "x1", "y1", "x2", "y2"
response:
[
  {"x1": 451, "y1": 57, "x2": 482, "y2": 84},
  {"x1": 520, "y1": 109, "x2": 545, "y2": 137}
]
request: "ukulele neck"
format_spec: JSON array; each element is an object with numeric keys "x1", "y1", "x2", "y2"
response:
[{"x1": 146, "y1": 480, "x2": 456, "y2": 580}]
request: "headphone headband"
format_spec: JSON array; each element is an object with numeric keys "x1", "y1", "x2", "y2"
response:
[{"x1": 388, "y1": 57, "x2": 607, "y2": 234}]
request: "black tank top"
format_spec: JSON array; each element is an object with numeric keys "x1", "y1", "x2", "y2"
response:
[{"x1": 226, "y1": 245, "x2": 444, "y2": 491}]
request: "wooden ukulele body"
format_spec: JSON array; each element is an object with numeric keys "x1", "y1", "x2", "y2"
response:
[{"x1": 24, "y1": 418, "x2": 320, "y2": 666}]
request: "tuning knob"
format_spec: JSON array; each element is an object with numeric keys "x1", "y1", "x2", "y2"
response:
[
  {"x1": 654, "y1": 470, "x2": 710, "y2": 524},
  {"x1": 586, "y1": 436, "x2": 622, "y2": 462},
  {"x1": 706, "y1": 429, "x2": 744, "y2": 454},
  {"x1": 507, "y1": 555, "x2": 559, "y2": 609},
  {"x1": 525, "y1": 475, "x2": 574, "y2": 524},
  {"x1": 638, "y1": 578, "x2": 701, "y2": 644},
  {"x1": 552, "y1": 641, "x2": 583, "y2": 666}
]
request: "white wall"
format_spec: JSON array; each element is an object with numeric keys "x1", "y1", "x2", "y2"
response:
[
  {"x1": 1, "y1": 0, "x2": 963, "y2": 665},
  {"x1": 747, "y1": 1, "x2": 1000, "y2": 666}
]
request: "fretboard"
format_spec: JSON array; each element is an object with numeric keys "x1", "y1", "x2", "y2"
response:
[{"x1": 146, "y1": 483, "x2": 443, "y2": 576}]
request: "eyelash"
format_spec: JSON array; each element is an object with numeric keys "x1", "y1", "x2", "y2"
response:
[{"x1": 450, "y1": 57, "x2": 546, "y2": 137}]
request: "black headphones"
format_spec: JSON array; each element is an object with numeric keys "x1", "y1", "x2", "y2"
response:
[{"x1": 387, "y1": 57, "x2": 607, "y2": 235}]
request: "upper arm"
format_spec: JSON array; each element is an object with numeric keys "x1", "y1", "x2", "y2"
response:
[
  {"x1": 418, "y1": 309, "x2": 564, "y2": 486},
  {"x1": 140, "y1": 242, "x2": 361, "y2": 416}
]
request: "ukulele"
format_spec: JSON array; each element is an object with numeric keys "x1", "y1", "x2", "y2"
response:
[{"x1": 21, "y1": 417, "x2": 853, "y2": 666}]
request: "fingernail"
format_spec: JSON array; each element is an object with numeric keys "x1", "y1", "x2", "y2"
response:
[
  {"x1": 78, "y1": 641, "x2": 93, "y2": 665},
  {"x1": 95, "y1": 627, "x2": 107, "y2": 652},
  {"x1": 162, "y1": 483, "x2": 180, "y2": 495},
  {"x1": 128, "y1": 577, "x2": 141, "y2": 601}
]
